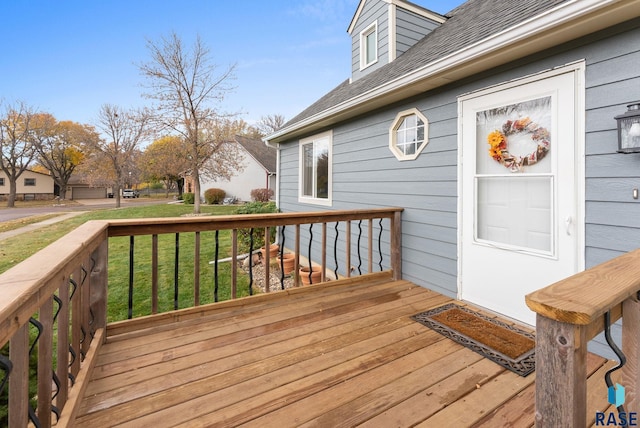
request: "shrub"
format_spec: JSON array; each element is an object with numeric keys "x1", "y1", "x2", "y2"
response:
[
  {"x1": 182, "y1": 192, "x2": 195, "y2": 204},
  {"x1": 204, "y1": 188, "x2": 226, "y2": 204},
  {"x1": 235, "y1": 201, "x2": 279, "y2": 253},
  {"x1": 250, "y1": 188, "x2": 274, "y2": 202}
]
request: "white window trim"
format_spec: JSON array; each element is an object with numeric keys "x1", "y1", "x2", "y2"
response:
[
  {"x1": 359, "y1": 21, "x2": 378, "y2": 70},
  {"x1": 389, "y1": 108, "x2": 429, "y2": 161},
  {"x1": 298, "y1": 130, "x2": 332, "y2": 207}
]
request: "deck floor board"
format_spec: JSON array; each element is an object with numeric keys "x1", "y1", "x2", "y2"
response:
[{"x1": 74, "y1": 274, "x2": 610, "y2": 427}]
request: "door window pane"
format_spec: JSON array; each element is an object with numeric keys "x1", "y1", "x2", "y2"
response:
[
  {"x1": 476, "y1": 97, "x2": 552, "y2": 174},
  {"x1": 477, "y1": 176, "x2": 552, "y2": 252}
]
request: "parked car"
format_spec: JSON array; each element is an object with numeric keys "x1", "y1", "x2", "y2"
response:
[
  {"x1": 223, "y1": 196, "x2": 238, "y2": 205},
  {"x1": 122, "y1": 189, "x2": 139, "y2": 198}
]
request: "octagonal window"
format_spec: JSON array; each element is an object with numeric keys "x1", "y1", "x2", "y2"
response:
[{"x1": 389, "y1": 108, "x2": 429, "y2": 161}]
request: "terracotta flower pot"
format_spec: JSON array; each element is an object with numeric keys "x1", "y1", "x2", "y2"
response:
[
  {"x1": 299, "y1": 266, "x2": 322, "y2": 285},
  {"x1": 260, "y1": 244, "x2": 279, "y2": 260},
  {"x1": 277, "y1": 253, "x2": 296, "y2": 275}
]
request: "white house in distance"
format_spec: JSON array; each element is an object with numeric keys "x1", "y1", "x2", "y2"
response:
[
  {"x1": 66, "y1": 175, "x2": 111, "y2": 199},
  {"x1": 199, "y1": 135, "x2": 277, "y2": 202},
  {"x1": 0, "y1": 169, "x2": 54, "y2": 201}
]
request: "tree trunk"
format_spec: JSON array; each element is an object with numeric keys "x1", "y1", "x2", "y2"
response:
[
  {"x1": 115, "y1": 184, "x2": 121, "y2": 208},
  {"x1": 176, "y1": 178, "x2": 184, "y2": 197},
  {"x1": 193, "y1": 171, "x2": 201, "y2": 214},
  {"x1": 56, "y1": 179, "x2": 67, "y2": 200},
  {"x1": 6, "y1": 179, "x2": 17, "y2": 207}
]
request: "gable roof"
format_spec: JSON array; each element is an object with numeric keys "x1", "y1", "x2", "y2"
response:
[
  {"x1": 266, "y1": 0, "x2": 637, "y2": 144},
  {"x1": 347, "y1": 0, "x2": 447, "y2": 35},
  {"x1": 1, "y1": 169, "x2": 54, "y2": 179},
  {"x1": 235, "y1": 135, "x2": 277, "y2": 173}
]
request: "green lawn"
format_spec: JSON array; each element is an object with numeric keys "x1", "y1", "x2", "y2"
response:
[
  {"x1": 0, "y1": 203, "x2": 252, "y2": 322},
  {"x1": 1, "y1": 203, "x2": 257, "y2": 424}
]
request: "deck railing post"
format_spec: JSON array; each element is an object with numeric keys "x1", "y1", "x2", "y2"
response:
[
  {"x1": 622, "y1": 297, "x2": 640, "y2": 413},
  {"x1": 534, "y1": 314, "x2": 587, "y2": 427}
]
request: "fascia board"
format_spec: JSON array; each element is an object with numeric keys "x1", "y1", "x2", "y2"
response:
[{"x1": 347, "y1": 0, "x2": 368, "y2": 34}]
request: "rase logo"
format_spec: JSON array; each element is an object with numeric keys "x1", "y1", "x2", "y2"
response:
[{"x1": 595, "y1": 383, "x2": 638, "y2": 426}]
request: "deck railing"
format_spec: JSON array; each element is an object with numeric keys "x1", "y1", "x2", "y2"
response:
[
  {"x1": 0, "y1": 207, "x2": 403, "y2": 427},
  {"x1": 526, "y1": 249, "x2": 640, "y2": 426}
]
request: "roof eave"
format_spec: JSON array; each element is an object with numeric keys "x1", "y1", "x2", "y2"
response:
[{"x1": 266, "y1": 0, "x2": 636, "y2": 145}]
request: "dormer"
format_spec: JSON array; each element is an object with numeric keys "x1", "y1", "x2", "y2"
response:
[{"x1": 348, "y1": 0, "x2": 447, "y2": 82}]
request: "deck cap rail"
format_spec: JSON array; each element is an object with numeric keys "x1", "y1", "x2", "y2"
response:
[
  {"x1": 0, "y1": 220, "x2": 108, "y2": 346},
  {"x1": 105, "y1": 207, "x2": 405, "y2": 237},
  {"x1": 526, "y1": 248, "x2": 640, "y2": 325},
  {"x1": 109, "y1": 207, "x2": 404, "y2": 237}
]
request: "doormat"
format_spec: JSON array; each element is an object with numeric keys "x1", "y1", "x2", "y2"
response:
[{"x1": 411, "y1": 303, "x2": 535, "y2": 377}]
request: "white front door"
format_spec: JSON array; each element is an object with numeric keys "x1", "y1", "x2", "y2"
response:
[{"x1": 459, "y1": 67, "x2": 584, "y2": 325}]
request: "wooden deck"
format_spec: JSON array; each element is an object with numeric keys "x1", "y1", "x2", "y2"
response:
[{"x1": 73, "y1": 272, "x2": 614, "y2": 427}]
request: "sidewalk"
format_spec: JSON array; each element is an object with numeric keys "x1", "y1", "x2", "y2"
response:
[{"x1": 0, "y1": 211, "x2": 86, "y2": 242}]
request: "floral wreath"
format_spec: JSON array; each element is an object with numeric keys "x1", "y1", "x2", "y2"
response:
[{"x1": 487, "y1": 117, "x2": 550, "y2": 172}]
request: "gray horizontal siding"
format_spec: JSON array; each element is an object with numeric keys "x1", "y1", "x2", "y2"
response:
[
  {"x1": 351, "y1": 0, "x2": 389, "y2": 81},
  {"x1": 279, "y1": 19, "x2": 640, "y2": 358},
  {"x1": 395, "y1": 8, "x2": 440, "y2": 56}
]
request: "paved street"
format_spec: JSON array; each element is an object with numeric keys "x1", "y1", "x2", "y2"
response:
[{"x1": 0, "y1": 198, "x2": 172, "y2": 223}]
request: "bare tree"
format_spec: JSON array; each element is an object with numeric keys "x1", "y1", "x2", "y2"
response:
[
  {"x1": 85, "y1": 104, "x2": 152, "y2": 208},
  {"x1": 31, "y1": 114, "x2": 99, "y2": 200},
  {"x1": 0, "y1": 101, "x2": 37, "y2": 207},
  {"x1": 255, "y1": 114, "x2": 285, "y2": 137},
  {"x1": 139, "y1": 32, "x2": 241, "y2": 213}
]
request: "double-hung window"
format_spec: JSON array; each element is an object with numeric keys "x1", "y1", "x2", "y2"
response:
[
  {"x1": 299, "y1": 131, "x2": 332, "y2": 206},
  {"x1": 360, "y1": 21, "x2": 378, "y2": 70}
]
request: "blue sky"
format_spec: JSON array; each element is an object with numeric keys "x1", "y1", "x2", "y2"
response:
[{"x1": 0, "y1": 0, "x2": 465, "y2": 128}]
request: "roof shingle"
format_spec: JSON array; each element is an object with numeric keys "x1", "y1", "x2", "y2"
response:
[{"x1": 284, "y1": 0, "x2": 568, "y2": 129}]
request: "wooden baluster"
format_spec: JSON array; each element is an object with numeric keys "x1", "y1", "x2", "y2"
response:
[
  {"x1": 56, "y1": 277, "x2": 70, "y2": 410},
  {"x1": 391, "y1": 210, "x2": 402, "y2": 280},
  {"x1": 9, "y1": 324, "x2": 29, "y2": 427},
  {"x1": 81, "y1": 262, "x2": 91, "y2": 358},
  {"x1": 90, "y1": 239, "x2": 108, "y2": 333},
  {"x1": 321, "y1": 222, "x2": 327, "y2": 282},
  {"x1": 264, "y1": 226, "x2": 270, "y2": 293},
  {"x1": 368, "y1": 219, "x2": 373, "y2": 273},
  {"x1": 37, "y1": 297, "x2": 53, "y2": 428},
  {"x1": 70, "y1": 271, "x2": 82, "y2": 379},
  {"x1": 294, "y1": 225, "x2": 301, "y2": 286}
]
